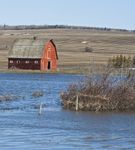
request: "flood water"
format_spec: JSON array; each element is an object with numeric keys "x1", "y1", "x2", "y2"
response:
[{"x1": 0, "y1": 73, "x2": 135, "y2": 150}]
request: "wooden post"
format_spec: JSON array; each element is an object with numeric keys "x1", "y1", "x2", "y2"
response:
[
  {"x1": 75, "y1": 95, "x2": 79, "y2": 111},
  {"x1": 38, "y1": 103, "x2": 42, "y2": 115}
]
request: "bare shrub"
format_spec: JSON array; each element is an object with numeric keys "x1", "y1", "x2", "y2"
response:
[
  {"x1": 60, "y1": 70, "x2": 135, "y2": 112},
  {"x1": 84, "y1": 47, "x2": 94, "y2": 52},
  {"x1": 32, "y1": 91, "x2": 44, "y2": 98},
  {"x1": 0, "y1": 95, "x2": 18, "y2": 101}
]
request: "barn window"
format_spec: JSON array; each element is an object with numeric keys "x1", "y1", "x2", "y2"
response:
[
  {"x1": 25, "y1": 61, "x2": 29, "y2": 64},
  {"x1": 48, "y1": 47, "x2": 51, "y2": 51},
  {"x1": 48, "y1": 45, "x2": 51, "y2": 51},
  {"x1": 17, "y1": 60, "x2": 20, "y2": 64},
  {"x1": 34, "y1": 60, "x2": 39, "y2": 64},
  {"x1": 47, "y1": 51, "x2": 51, "y2": 59},
  {"x1": 10, "y1": 60, "x2": 13, "y2": 63}
]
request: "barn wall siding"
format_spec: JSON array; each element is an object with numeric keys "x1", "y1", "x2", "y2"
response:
[
  {"x1": 8, "y1": 58, "x2": 41, "y2": 70},
  {"x1": 41, "y1": 40, "x2": 58, "y2": 71},
  {"x1": 8, "y1": 39, "x2": 58, "y2": 71}
]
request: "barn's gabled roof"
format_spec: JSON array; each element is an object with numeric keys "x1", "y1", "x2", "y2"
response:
[
  {"x1": 8, "y1": 39, "x2": 46, "y2": 58},
  {"x1": 47, "y1": 39, "x2": 58, "y2": 60}
]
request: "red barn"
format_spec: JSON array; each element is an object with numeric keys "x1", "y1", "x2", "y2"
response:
[{"x1": 8, "y1": 38, "x2": 58, "y2": 71}]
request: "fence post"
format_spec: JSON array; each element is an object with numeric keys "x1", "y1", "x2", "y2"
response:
[
  {"x1": 38, "y1": 103, "x2": 42, "y2": 115},
  {"x1": 75, "y1": 95, "x2": 79, "y2": 111}
]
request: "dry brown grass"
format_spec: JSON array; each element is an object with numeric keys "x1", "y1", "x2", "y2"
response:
[{"x1": 0, "y1": 29, "x2": 135, "y2": 72}]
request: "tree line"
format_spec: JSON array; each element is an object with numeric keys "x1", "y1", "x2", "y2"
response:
[
  {"x1": 108, "y1": 55, "x2": 135, "y2": 68},
  {"x1": 0, "y1": 24, "x2": 133, "y2": 32}
]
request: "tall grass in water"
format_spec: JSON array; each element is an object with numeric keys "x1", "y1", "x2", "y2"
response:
[{"x1": 60, "y1": 69, "x2": 135, "y2": 112}]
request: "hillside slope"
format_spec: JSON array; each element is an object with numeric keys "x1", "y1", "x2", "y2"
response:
[{"x1": 0, "y1": 28, "x2": 135, "y2": 72}]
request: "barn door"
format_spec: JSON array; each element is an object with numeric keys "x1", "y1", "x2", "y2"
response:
[{"x1": 47, "y1": 61, "x2": 51, "y2": 70}]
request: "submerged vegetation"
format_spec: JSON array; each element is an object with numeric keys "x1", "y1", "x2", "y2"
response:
[
  {"x1": 60, "y1": 69, "x2": 135, "y2": 112},
  {"x1": 0, "y1": 94, "x2": 19, "y2": 101},
  {"x1": 32, "y1": 91, "x2": 44, "y2": 98}
]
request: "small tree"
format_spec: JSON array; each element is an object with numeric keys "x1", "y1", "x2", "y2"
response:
[
  {"x1": 132, "y1": 56, "x2": 135, "y2": 67},
  {"x1": 85, "y1": 47, "x2": 94, "y2": 52},
  {"x1": 108, "y1": 55, "x2": 133, "y2": 68}
]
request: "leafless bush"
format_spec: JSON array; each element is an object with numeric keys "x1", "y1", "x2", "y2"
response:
[
  {"x1": 84, "y1": 47, "x2": 94, "y2": 52},
  {"x1": 0, "y1": 95, "x2": 18, "y2": 101},
  {"x1": 32, "y1": 91, "x2": 44, "y2": 98},
  {"x1": 60, "y1": 70, "x2": 135, "y2": 111}
]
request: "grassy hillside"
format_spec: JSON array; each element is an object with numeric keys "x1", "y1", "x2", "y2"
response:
[{"x1": 0, "y1": 28, "x2": 135, "y2": 73}]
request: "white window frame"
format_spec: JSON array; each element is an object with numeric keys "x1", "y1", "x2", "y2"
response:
[
  {"x1": 10, "y1": 60, "x2": 13, "y2": 63},
  {"x1": 34, "y1": 60, "x2": 39, "y2": 64},
  {"x1": 25, "y1": 60, "x2": 29, "y2": 64}
]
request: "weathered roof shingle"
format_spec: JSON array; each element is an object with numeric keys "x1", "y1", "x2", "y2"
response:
[{"x1": 8, "y1": 39, "x2": 46, "y2": 58}]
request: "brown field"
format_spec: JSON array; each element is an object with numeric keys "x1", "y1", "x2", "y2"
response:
[{"x1": 0, "y1": 28, "x2": 135, "y2": 73}]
